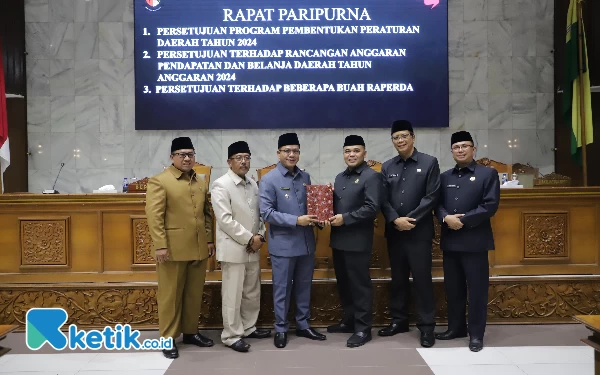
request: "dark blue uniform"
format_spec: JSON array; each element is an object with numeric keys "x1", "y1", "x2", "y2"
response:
[
  {"x1": 436, "y1": 161, "x2": 500, "y2": 340},
  {"x1": 381, "y1": 149, "x2": 440, "y2": 333},
  {"x1": 330, "y1": 161, "x2": 383, "y2": 333}
]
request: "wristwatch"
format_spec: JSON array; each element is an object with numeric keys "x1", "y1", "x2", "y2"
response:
[{"x1": 259, "y1": 234, "x2": 266, "y2": 243}]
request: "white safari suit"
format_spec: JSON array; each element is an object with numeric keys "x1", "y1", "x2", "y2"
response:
[{"x1": 211, "y1": 169, "x2": 265, "y2": 346}]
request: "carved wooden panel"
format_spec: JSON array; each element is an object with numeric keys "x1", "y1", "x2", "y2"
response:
[
  {"x1": 131, "y1": 218, "x2": 154, "y2": 265},
  {"x1": 523, "y1": 213, "x2": 568, "y2": 259},
  {"x1": 432, "y1": 217, "x2": 443, "y2": 260},
  {"x1": 1, "y1": 278, "x2": 599, "y2": 329},
  {"x1": 19, "y1": 217, "x2": 69, "y2": 268}
]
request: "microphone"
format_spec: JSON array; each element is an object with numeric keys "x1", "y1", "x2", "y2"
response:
[{"x1": 43, "y1": 162, "x2": 65, "y2": 194}]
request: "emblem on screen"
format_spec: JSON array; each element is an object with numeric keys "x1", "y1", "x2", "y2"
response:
[
  {"x1": 145, "y1": 0, "x2": 162, "y2": 11},
  {"x1": 424, "y1": 0, "x2": 440, "y2": 9}
]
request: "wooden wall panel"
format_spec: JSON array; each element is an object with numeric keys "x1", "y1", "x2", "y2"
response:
[
  {"x1": 0, "y1": 189, "x2": 599, "y2": 283},
  {"x1": 2, "y1": 277, "x2": 600, "y2": 331}
]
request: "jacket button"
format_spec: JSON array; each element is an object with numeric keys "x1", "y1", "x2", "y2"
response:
[
  {"x1": 402, "y1": 178, "x2": 405, "y2": 181},
  {"x1": 404, "y1": 167, "x2": 407, "y2": 170},
  {"x1": 455, "y1": 197, "x2": 459, "y2": 200},
  {"x1": 458, "y1": 175, "x2": 462, "y2": 178},
  {"x1": 454, "y1": 209, "x2": 457, "y2": 213},
  {"x1": 400, "y1": 203, "x2": 403, "y2": 206},
  {"x1": 401, "y1": 190, "x2": 404, "y2": 194},
  {"x1": 457, "y1": 186, "x2": 460, "y2": 189}
]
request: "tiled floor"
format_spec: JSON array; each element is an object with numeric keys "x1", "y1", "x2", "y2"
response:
[{"x1": 0, "y1": 324, "x2": 593, "y2": 374}]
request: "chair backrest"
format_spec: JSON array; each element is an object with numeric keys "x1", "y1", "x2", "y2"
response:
[
  {"x1": 128, "y1": 177, "x2": 150, "y2": 193},
  {"x1": 512, "y1": 163, "x2": 539, "y2": 178},
  {"x1": 192, "y1": 162, "x2": 212, "y2": 188},
  {"x1": 476, "y1": 158, "x2": 512, "y2": 175},
  {"x1": 257, "y1": 164, "x2": 277, "y2": 182},
  {"x1": 367, "y1": 160, "x2": 382, "y2": 173}
]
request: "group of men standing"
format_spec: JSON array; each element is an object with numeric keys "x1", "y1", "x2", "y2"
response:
[{"x1": 145, "y1": 120, "x2": 500, "y2": 359}]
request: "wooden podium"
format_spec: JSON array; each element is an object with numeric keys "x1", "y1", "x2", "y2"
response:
[{"x1": 0, "y1": 160, "x2": 599, "y2": 331}]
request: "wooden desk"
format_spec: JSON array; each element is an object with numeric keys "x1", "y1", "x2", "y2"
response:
[
  {"x1": 0, "y1": 188, "x2": 599, "y2": 330},
  {"x1": 573, "y1": 315, "x2": 600, "y2": 374},
  {"x1": 0, "y1": 325, "x2": 18, "y2": 356}
]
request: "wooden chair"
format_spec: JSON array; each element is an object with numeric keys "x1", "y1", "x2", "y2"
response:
[
  {"x1": 128, "y1": 177, "x2": 150, "y2": 193},
  {"x1": 367, "y1": 160, "x2": 382, "y2": 173},
  {"x1": 476, "y1": 157, "x2": 512, "y2": 175},
  {"x1": 256, "y1": 163, "x2": 277, "y2": 182},
  {"x1": 192, "y1": 162, "x2": 212, "y2": 188},
  {"x1": 512, "y1": 163, "x2": 539, "y2": 178},
  {"x1": 534, "y1": 172, "x2": 572, "y2": 187}
]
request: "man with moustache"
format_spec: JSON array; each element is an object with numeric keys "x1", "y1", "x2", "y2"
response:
[
  {"x1": 326, "y1": 135, "x2": 383, "y2": 347},
  {"x1": 379, "y1": 120, "x2": 441, "y2": 348},
  {"x1": 259, "y1": 132, "x2": 327, "y2": 348},
  {"x1": 211, "y1": 141, "x2": 272, "y2": 353},
  {"x1": 145, "y1": 136, "x2": 215, "y2": 359},
  {"x1": 434, "y1": 131, "x2": 499, "y2": 352}
]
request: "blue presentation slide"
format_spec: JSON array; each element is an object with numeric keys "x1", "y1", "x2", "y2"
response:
[{"x1": 134, "y1": 0, "x2": 448, "y2": 129}]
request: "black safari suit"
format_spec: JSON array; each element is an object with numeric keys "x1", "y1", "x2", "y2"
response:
[{"x1": 436, "y1": 161, "x2": 500, "y2": 339}]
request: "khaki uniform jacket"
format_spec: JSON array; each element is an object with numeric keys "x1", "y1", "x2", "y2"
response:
[
  {"x1": 145, "y1": 165, "x2": 214, "y2": 261},
  {"x1": 211, "y1": 169, "x2": 265, "y2": 263}
]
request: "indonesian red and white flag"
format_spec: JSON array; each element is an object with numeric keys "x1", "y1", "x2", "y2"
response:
[{"x1": 0, "y1": 35, "x2": 10, "y2": 193}]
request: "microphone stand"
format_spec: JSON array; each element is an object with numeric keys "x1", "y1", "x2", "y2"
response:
[{"x1": 43, "y1": 163, "x2": 65, "y2": 194}]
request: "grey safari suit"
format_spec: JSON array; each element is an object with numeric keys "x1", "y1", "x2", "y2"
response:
[
  {"x1": 381, "y1": 148, "x2": 441, "y2": 332},
  {"x1": 330, "y1": 161, "x2": 383, "y2": 332},
  {"x1": 259, "y1": 162, "x2": 316, "y2": 333}
]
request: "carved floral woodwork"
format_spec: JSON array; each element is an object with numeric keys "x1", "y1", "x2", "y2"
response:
[
  {"x1": 432, "y1": 217, "x2": 443, "y2": 260},
  {"x1": 20, "y1": 218, "x2": 69, "y2": 267},
  {"x1": 1, "y1": 279, "x2": 598, "y2": 329},
  {"x1": 132, "y1": 218, "x2": 154, "y2": 264},
  {"x1": 524, "y1": 214, "x2": 568, "y2": 258},
  {"x1": 534, "y1": 172, "x2": 572, "y2": 187}
]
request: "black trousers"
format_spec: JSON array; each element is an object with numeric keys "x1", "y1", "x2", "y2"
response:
[
  {"x1": 442, "y1": 250, "x2": 489, "y2": 339},
  {"x1": 387, "y1": 237, "x2": 436, "y2": 333},
  {"x1": 332, "y1": 248, "x2": 373, "y2": 332}
]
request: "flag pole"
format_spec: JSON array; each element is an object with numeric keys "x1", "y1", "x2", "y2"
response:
[{"x1": 577, "y1": 0, "x2": 588, "y2": 186}]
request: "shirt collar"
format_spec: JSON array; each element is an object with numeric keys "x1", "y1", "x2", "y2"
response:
[
  {"x1": 168, "y1": 165, "x2": 195, "y2": 180},
  {"x1": 395, "y1": 148, "x2": 419, "y2": 163},
  {"x1": 343, "y1": 160, "x2": 368, "y2": 176},
  {"x1": 452, "y1": 160, "x2": 477, "y2": 174},
  {"x1": 276, "y1": 162, "x2": 300, "y2": 177},
  {"x1": 227, "y1": 168, "x2": 248, "y2": 185}
]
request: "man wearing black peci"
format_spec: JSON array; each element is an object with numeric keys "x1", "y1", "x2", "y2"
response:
[
  {"x1": 379, "y1": 120, "x2": 441, "y2": 348},
  {"x1": 434, "y1": 131, "x2": 500, "y2": 352},
  {"x1": 326, "y1": 135, "x2": 383, "y2": 348}
]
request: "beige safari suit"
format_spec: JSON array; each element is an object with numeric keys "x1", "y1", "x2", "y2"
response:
[
  {"x1": 145, "y1": 165, "x2": 214, "y2": 340},
  {"x1": 211, "y1": 169, "x2": 265, "y2": 346}
]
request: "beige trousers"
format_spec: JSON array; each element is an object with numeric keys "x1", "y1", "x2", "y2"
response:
[{"x1": 220, "y1": 261, "x2": 261, "y2": 346}]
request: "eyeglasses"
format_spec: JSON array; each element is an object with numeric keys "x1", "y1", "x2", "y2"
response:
[
  {"x1": 391, "y1": 134, "x2": 412, "y2": 141},
  {"x1": 230, "y1": 155, "x2": 251, "y2": 161},
  {"x1": 451, "y1": 145, "x2": 474, "y2": 151},
  {"x1": 172, "y1": 152, "x2": 196, "y2": 159},
  {"x1": 279, "y1": 149, "x2": 301, "y2": 155}
]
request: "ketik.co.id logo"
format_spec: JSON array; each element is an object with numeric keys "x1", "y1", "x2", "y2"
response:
[{"x1": 26, "y1": 307, "x2": 172, "y2": 350}]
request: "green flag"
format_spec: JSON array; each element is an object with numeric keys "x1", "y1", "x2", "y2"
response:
[{"x1": 562, "y1": 0, "x2": 594, "y2": 165}]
